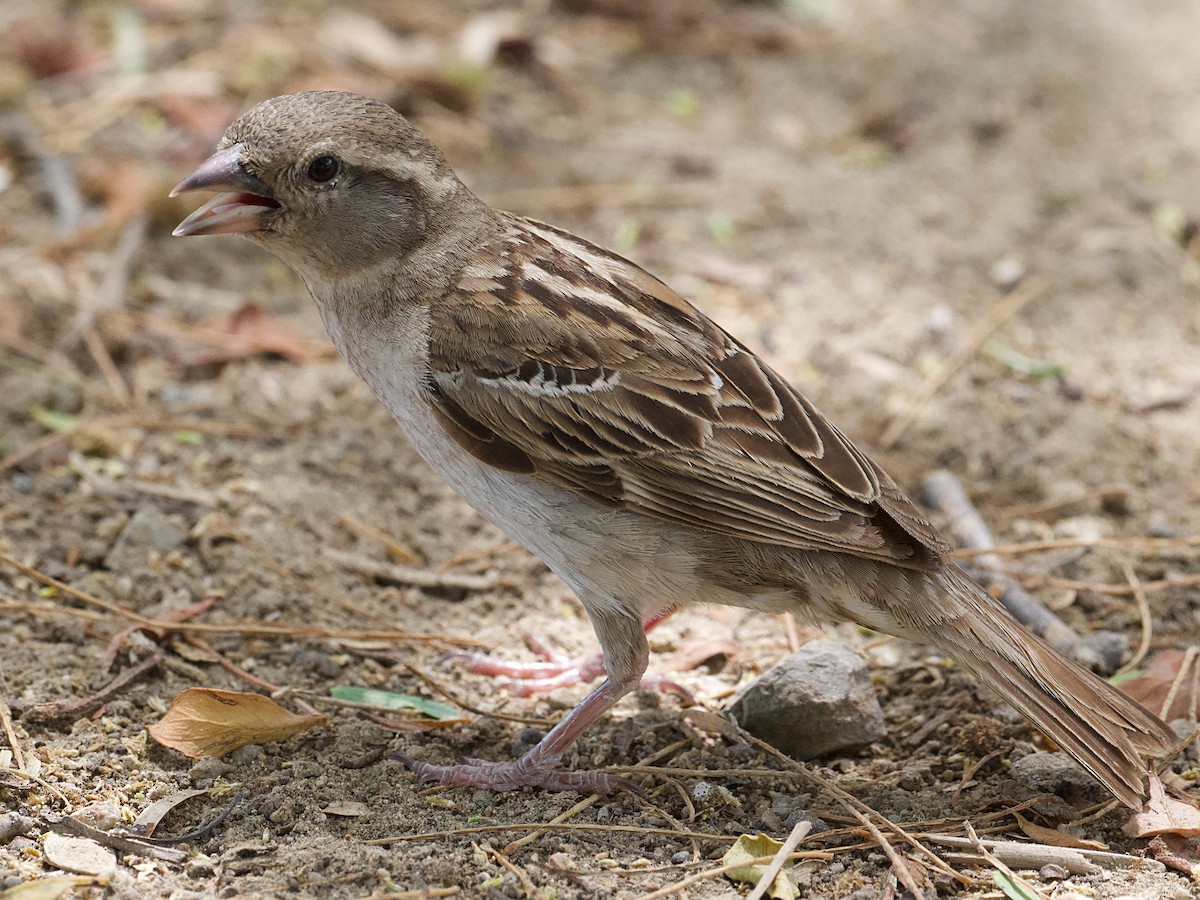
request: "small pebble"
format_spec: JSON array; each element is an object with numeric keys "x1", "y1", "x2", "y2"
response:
[
  {"x1": 1039, "y1": 863, "x2": 1068, "y2": 881},
  {"x1": 670, "y1": 850, "x2": 690, "y2": 865},
  {"x1": 990, "y1": 256, "x2": 1026, "y2": 289},
  {"x1": 0, "y1": 812, "x2": 34, "y2": 843}
]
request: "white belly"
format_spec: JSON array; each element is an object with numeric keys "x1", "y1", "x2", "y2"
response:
[{"x1": 311, "y1": 288, "x2": 791, "y2": 621}]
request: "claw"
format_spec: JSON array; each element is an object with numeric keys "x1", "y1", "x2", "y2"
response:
[{"x1": 389, "y1": 750, "x2": 641, "y2": 795}]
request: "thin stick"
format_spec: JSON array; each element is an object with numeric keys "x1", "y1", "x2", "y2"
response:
[
  {"x1": 736, "y1": 728, "x2": 969, "y2": 884},
  {"x1": 323, "y1": 548, "x2": 511, "y2": 593},
  {"x1": 405, "y1": 664, "x2": 551, "y2": 727},
  {"x1": 0, "y1": 698, "x2": 27, "y2": 772},
  {"x1": 641, "y1": 848, "x2": 835, "y2": 900},
  {"x1": 1115, "y1": 557, "x2": 1153, "y2": 675},
  {"x1": 0, "y1": 551, "x2": 484, "y2": 646},
  {"x1": 954, "y1": 533, "x2": 1200, "y2": 558},
  {"x1": 880, "y1": 274, "x2": 1050, "y2": 447},
  {"x1": 338, "y1": 514, "x2": 422, "y2": 565},
  {"x1": 482, "y1": 844, "x2": 539, "y2": 897},
  {"x1": 363, "y1": 821, "x2": 747, "y2": 845},
  {"x1": 1159, "y1": 645, "x2": 1199, "y2": 721},
  {"x1": 747, "y1": 820, "x2": 812, "y2": 900},
  {"x1": 964, "y1": 821, "x2": 1050, "y2": 898}
]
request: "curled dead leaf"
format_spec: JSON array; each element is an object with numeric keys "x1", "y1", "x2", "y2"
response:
[
  {"x1": 1123, "y1": 773, "x2": 1200, "y2": 839},
  {"x1": 147, "y1": 688, "x2": 329, "y2": 759}
]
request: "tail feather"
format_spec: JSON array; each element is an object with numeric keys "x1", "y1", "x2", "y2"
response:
[{"x1": 938, "y1": 567, "x2": 1174, "y2": 808}]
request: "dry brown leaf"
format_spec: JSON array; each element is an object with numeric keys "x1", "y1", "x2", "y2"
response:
[
  {"x1": 147, "y1": 688, "x2": 329, "y2": 759},
  {"x1": 132, "y1": 788, "x2": 207, "y2": 835},
  {"x1": 1146, "y1": 834, "x2": 1200, "y2": 879},
  {"x1": 1013, "y1": 813, "x2": 1108, "y2": 851},
  {"x1": 1123, "y1": 773, "x2": 1200, "y2": 839},
  {"x1": 1118, "y1": 649, "x2": 1199, "y2": 721}
]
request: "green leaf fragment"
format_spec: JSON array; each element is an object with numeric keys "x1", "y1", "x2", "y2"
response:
[
  {"x1": 30, "y1": 406, "x2": 79, "y2": 433},
  {"x1": 982, "y1": 340, "x2": 1067, "y2": 379},
  {"x1": 329, "y1": 686, "x2": 462, "y2": 721}
]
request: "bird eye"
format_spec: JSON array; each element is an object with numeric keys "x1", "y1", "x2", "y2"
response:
[{"x1": 306, "y1": 155, "x2": 340, "y2": 183}]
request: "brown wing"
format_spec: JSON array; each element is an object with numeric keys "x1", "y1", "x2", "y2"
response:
[{"x1": 427, "y1": 214, "x2": 951, "y2": 571}]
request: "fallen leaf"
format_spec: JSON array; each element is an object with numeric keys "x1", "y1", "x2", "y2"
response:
[
  {"x1": 148, "y1": 688, "x2": 329, "y2": 759},
  {"x1": 722, "y1": 833, "x2": 799, "y2": 900},
  {"x1": 329, "y1": 685, "x2": 462, "y2": 720},
  {"x1": 0, "y1": 876, "x2": 107, "y2": 899},
  {"x1": 1013, "y1": 813, "x2": 1108, "y2": 851},
  {"x1": 1123, "y1": 773, "x2": 1200, "y2": 838},
  {"x1": 132, "y1": 788, "x2": 207, "y2": 836},
  {"x1": 322, "y1": 801, "x2": 370, "y2": 817},
  {"x1": 1146, "y1": 834, "x2": 1200, "y2": 879},
  {"x1": 29, "y1": 406, "x2": 79, "y2": 433},
  {"x1": 41, "y1": 833, "x2": 116, "y2": 877},
  {"x1": 1117, "y1": 649, "x2": 1199, "y2": 721}
]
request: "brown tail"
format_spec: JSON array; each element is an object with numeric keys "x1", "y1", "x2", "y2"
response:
[{"x1": 936, "y1": 566, "x2": 1174, "y2": 808}]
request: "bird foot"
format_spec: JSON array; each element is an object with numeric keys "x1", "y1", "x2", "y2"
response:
[
  {"x1": 444, "y1": 634, "x2": 693, "y2": 702},
  {"x1": 390, "y1": 750, "x2": 639, "y2": 794}
]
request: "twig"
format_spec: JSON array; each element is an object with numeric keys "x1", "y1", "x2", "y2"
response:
[
  {"x1": 953, "y1": 534, "x2": 1200, "y2": 558},
  {"x1": 963, "y1": 821, "x2": 1051, "y2": 898},
  {"x1": 184, "y1": 636, "x2": 282, "y2": 693},
  {"x1": 338, "y1": 514, "x2": 422, "y2": 565},
  {"x1": 640, "y1": 848, "x2": 835, "y2": 900},
  {"x1": 922, "y1": 470, "x2": 1084, "y2": 652},
  {"x1": 951, "y1": 748, "x2": 1006, "y2": 807},
  {"x1": 483, "y1": 843, "x2": 540, "y2": 896},
  {"x1": 22, "y1": 649, "x2": 164, "y2": 722},
  {"x1": 0, "y1": 550, "x2": 485, "y2": 645},
  {"x1": 405, "y1": 664, "x2": 551, "y2": 727},
  {"x1": 362, "y1": 822, "x2": 745, "y2": 845},
  {"x1": 735, "y1": 727, "x2": 970, "y2": 885},
  {"x1": 0, "y1": 698, "x2": 27, "y2": 773},
  {"x1": 41, "y1": 814, "x2": 187, "y2": 864},
  {"x1": 880, "y1": 274, "x2": 1050, "y2": 447},
  {"x1": 129, "y1": 789, "x2": 249, "y2": 846},
  {"x1": 323, "y1": 548, "x2": 512, "y2": 593},
  {"x1": 746, "y1": 819, "x2": 812, "y2": 900},
  {"x1": 925, "y1": 831, "x2": 1160, "y2": 874},
  {"x1": 1115, "y1": 557, "x2": 1153, "y2": 674},
  {"x1": 502, "y1": 795, "x2": 599, "y2": 856}
]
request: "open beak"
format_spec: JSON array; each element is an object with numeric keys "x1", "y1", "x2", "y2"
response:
[{"x1": 171, "y1": 145, "x2": 282, "y2": 237}]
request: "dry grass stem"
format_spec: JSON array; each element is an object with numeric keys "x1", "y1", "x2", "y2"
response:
[
  {"x1": 1115, "y1": 556, "x2": 1153, "y2": 675},
  {"x1": 337, "y1": 514, "x2": 422, "y2": 565},
  {"x1": 880, "y1": 274, "x2": 1050, "y2": 447},
  {"x1": 746, "y1": 819, "x2": 813, "y2": 900}
]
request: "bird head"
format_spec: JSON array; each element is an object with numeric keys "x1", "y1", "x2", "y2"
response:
[{"x1": 172, "y1": 91, "x2": 483, "y2": 279}]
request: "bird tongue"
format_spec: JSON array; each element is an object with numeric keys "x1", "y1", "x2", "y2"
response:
[{"x1": 172, "y1": 190, "x2": 280, "y2": 237}]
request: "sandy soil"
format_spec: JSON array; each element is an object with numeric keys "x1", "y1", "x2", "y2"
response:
[{"x1": 1, "y1": 1, "x2": 1198, "y2": 897}]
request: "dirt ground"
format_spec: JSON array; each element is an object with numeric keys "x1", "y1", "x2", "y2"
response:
[{"x1": 1, "y1": 1, "x2": 1199, "y2": 897}]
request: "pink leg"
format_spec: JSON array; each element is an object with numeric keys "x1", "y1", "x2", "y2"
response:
[
  {"x1": 444, "y1": 610, "x2": 692, "y2": 701},
  {"x1": 393, "y1": 609, "x2": 655, "y2": 792},
  {"x1": 392, "y1": 675, "x2": 640, "y2": 792}
]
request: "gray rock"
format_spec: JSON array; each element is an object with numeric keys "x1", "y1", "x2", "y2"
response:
[
  {"x1": 0, "y1": 812, "x2": 34, "y2": 843},
  {"x1": 105, "y1": 507, "x2": 187, "y2": 571},
  {"x1": 1010, "y1": 751, "x2": 1096, "y2": 797},
  {"x1": 726, "y1": 639, "x2": 887, "y2": 759}
]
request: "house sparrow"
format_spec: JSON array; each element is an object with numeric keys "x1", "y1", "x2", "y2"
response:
[{"x1": 173, "y1": 91, "x2": 1173, "y2": 806}]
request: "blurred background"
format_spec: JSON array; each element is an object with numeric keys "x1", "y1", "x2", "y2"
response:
[{"x1": 1, "y1": 1, "x2": 1198, "y2": 896}]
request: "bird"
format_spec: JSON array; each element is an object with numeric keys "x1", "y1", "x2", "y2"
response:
[{"x1": 172, "y1": 91, "x2": 1174, "y2": 807}]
